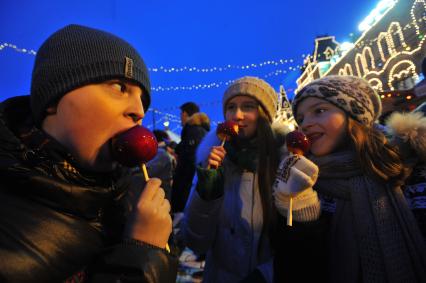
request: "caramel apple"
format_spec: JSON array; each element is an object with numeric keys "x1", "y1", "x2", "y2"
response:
[
  {"x1": 286, "y1": 130, "x2": 310, "y2": 156},
  {"x1": 112, "y1": 125, "x2": 158, "y2": 167},
  {"x1": 216, "y1": 121, "x2": 239, "y2": 142}
]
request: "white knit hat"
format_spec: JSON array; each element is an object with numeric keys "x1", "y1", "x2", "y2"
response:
[{"x1": 223, "y1": 76, "x2": 278, "y2": 122}]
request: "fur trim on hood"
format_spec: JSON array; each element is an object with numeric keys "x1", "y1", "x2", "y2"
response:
[
  {"x1": 386, "y1": 111, "x2": 426, "y2": 162},
  {"x1": 187, "y1": 112, "x2": 210, "y2": 131},
  {"x1": 196, "y1": 121, "x2": 292, "y2": 167}
]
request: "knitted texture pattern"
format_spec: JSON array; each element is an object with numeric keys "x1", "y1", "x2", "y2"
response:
[
  {"x1": 293, "y1": 76, "x2": 381, "y2": 127},
  {"x1": 223, "y1": 76, "x2": 277, "y2": 122}
]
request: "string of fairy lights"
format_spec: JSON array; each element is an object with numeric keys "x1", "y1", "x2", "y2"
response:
[
  {"x1": 0, "y1": 42, "x2": 305, "y2": 91},
  {"x1": 150, "y1": 65, "x2": 302, "y2": 92},
  {"x1": 0, "y1": 42, "x2": 305, "y2": 72},
  {"x1": 2, "y1": 16, "x2": 419, "y2": 92},
  {"x1": 149, "y1": 58, "x2": 300, "y2": 73}
]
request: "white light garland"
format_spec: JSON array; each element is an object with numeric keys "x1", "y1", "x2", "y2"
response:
[
  {"x1": 149, "y1": 58, "x2": 302, "y2": 73},
  {"x1": 0, "y1": 43, "x2": 37, "y2": 55},
  {"x1": 0, "y1": 42, "x2": 307, "y2": 74},
  {"x1": 1, "y1": 40, "x2": 305, "y2": 93},
  {"x1": 150, "y1": 64, "x2": 302, "y2": 92}
]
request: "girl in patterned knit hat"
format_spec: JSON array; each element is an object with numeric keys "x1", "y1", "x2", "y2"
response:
[
  {"x1": 182, "y1": 77, "x2": 294, "y2": 283},
  {"x1": 272, "y1": 75, "x2": 426, "y2": 283}
]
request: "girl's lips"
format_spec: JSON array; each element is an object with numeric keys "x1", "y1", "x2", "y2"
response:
[{"x1": 307, "y1": 133, "x2": 323, "y2": 144}]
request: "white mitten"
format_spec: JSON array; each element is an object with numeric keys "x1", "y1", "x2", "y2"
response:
[
  {"x1": 273, "y1": 154, "x2": 320, "y2": 225},
  {"x1": 273, "y1": 154, "x2": 318, "y2": 196}
]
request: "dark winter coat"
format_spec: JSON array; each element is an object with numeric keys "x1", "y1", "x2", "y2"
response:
[
  {"x1": 386, "y1": 110, "x2": 426, "y2": 240},
  {"x1": 273, "y1": 151, "x2": 426, "y2": 283},
  {"x1": 0, "y1": 96, "x2": 177, "y2": 283},
  {"x1": 171, "y1": 112, "x2": 210, "y2": 212}
]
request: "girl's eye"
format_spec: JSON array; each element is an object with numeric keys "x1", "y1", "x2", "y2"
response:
[
  {"x1": 241, "y1": 103, "x2": 257, "y2": 112},
  {"x1": 314, "y1": 108, "x2": 326, "y2": 114},
  {"x1": 296, "y1": 116, "x2": 304, "y2": 124},
  {"x1": 226, "y1": 105, "x2": 236, "y2": 111}
]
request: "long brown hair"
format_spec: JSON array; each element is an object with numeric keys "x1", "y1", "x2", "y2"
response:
[
  {"x1": 347, "y1": 118, "x2": 405, "y2": 182},
  {"x1": 256, "y1": 107, "x2": 279, "y2": 256}
]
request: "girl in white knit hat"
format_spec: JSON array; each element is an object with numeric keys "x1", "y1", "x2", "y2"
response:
[
  {"x1": 272, "y1": 76, "x2": 426, "y2": 283},
  {"x1": 181, "y1": 76, "x2": 298, "y2": 283}
]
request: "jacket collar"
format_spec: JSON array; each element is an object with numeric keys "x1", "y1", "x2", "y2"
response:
[{"x1": 0, "y1": 96, "x2": 128, "y2": 218}]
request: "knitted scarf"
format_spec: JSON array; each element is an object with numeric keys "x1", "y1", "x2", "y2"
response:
[
  {"x1": 310, "y1": 151, "x2": 426, "y2": 283},
  {"x1": 225, "y1": 137, "x2": 258, "y2": 172}
]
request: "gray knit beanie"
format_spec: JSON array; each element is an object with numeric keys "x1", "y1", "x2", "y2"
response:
[
  {"x1": 223, "y1": 76, "x2": 277, "y2": 122},
  {"x1": 30, "y1": 24, "x2": 151, "y2": 125},
  {"x1": 292, "y1": 76, "x2": 382, "y2": 127}
]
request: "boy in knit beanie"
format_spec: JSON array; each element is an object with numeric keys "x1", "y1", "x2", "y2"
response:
[{"x1": 0, "y1": 25, "x2": 177, "y2": 282}]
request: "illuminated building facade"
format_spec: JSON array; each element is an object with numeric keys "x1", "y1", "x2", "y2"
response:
[
  {"x1": 274, "y1": 85, "x2": 296, "y2": 128},
  {"x1": 296, "y1": 0, "x2": 426, "y2": 116}
]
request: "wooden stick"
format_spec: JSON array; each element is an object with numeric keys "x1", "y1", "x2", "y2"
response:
[
  {"x1": 287, "y1": 197, "x2": 293, "y2": 226},
  {"x1": 141, "y1": 164, "x2": 150, "y2": 181},
  {"x1": 140, "y1": 163, "x2": 170, "y2": 253}
]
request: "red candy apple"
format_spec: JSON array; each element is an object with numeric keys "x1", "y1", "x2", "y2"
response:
[
  {"x1": 112, "y1": 125, "x2": 158, "y2": 167},
  {"x1": 286, "y1": 130, "x2": 310, "y2": 156},
  {"x1": 216, "y1": 121, "x2": 239, "y2": 141}
]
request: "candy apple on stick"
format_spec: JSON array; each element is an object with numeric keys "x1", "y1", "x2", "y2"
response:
[
  {"x1": 207, "y1": 121, "x2": 239, "y2": 169},
  {"x1": 216, "y1": 120, "x2": 239, "y2": 146},
  {"x1": 112, "y1": 125, "x2": 170, "y2": 252},
  {"x1": 285, "y1": 130, "x2": 310, "y2": 226},
  {"x1": 112, "y1": 125, "x2": 158, "y2": 180}
]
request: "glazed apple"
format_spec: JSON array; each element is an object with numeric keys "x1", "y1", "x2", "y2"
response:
[
  {"x1": 286, "y1": 130, "x2": 310, "y2": 155},
  {"x1": 112, "y1": 125, "x2": 158, "y2": 167},
  {"x1": 216, "y1": 121, "x2": 239, "y2": 141}
]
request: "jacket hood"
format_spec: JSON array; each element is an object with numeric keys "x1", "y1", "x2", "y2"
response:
[
  {"x1": 386, "y1": 111, "x2": 426, "y2": 162},
  {"x1": 196, "y1": 121, "x2": 292, "y2": 167},
  {"x1": 187, "y1": 112, "x2": 210, "y2": 131}
]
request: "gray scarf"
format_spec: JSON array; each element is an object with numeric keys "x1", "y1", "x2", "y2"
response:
[{"x1": 310, "y1": 151, "x2": 426, "y2": 283}]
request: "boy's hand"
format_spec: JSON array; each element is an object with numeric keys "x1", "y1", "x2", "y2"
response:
[{"x1": 125, "y1": 178, "x2": 172, "y2": 249}]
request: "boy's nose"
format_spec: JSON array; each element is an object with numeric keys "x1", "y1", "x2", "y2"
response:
[{"x1": 127, "y1": 96, "x2": 145, "y2": 124}]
